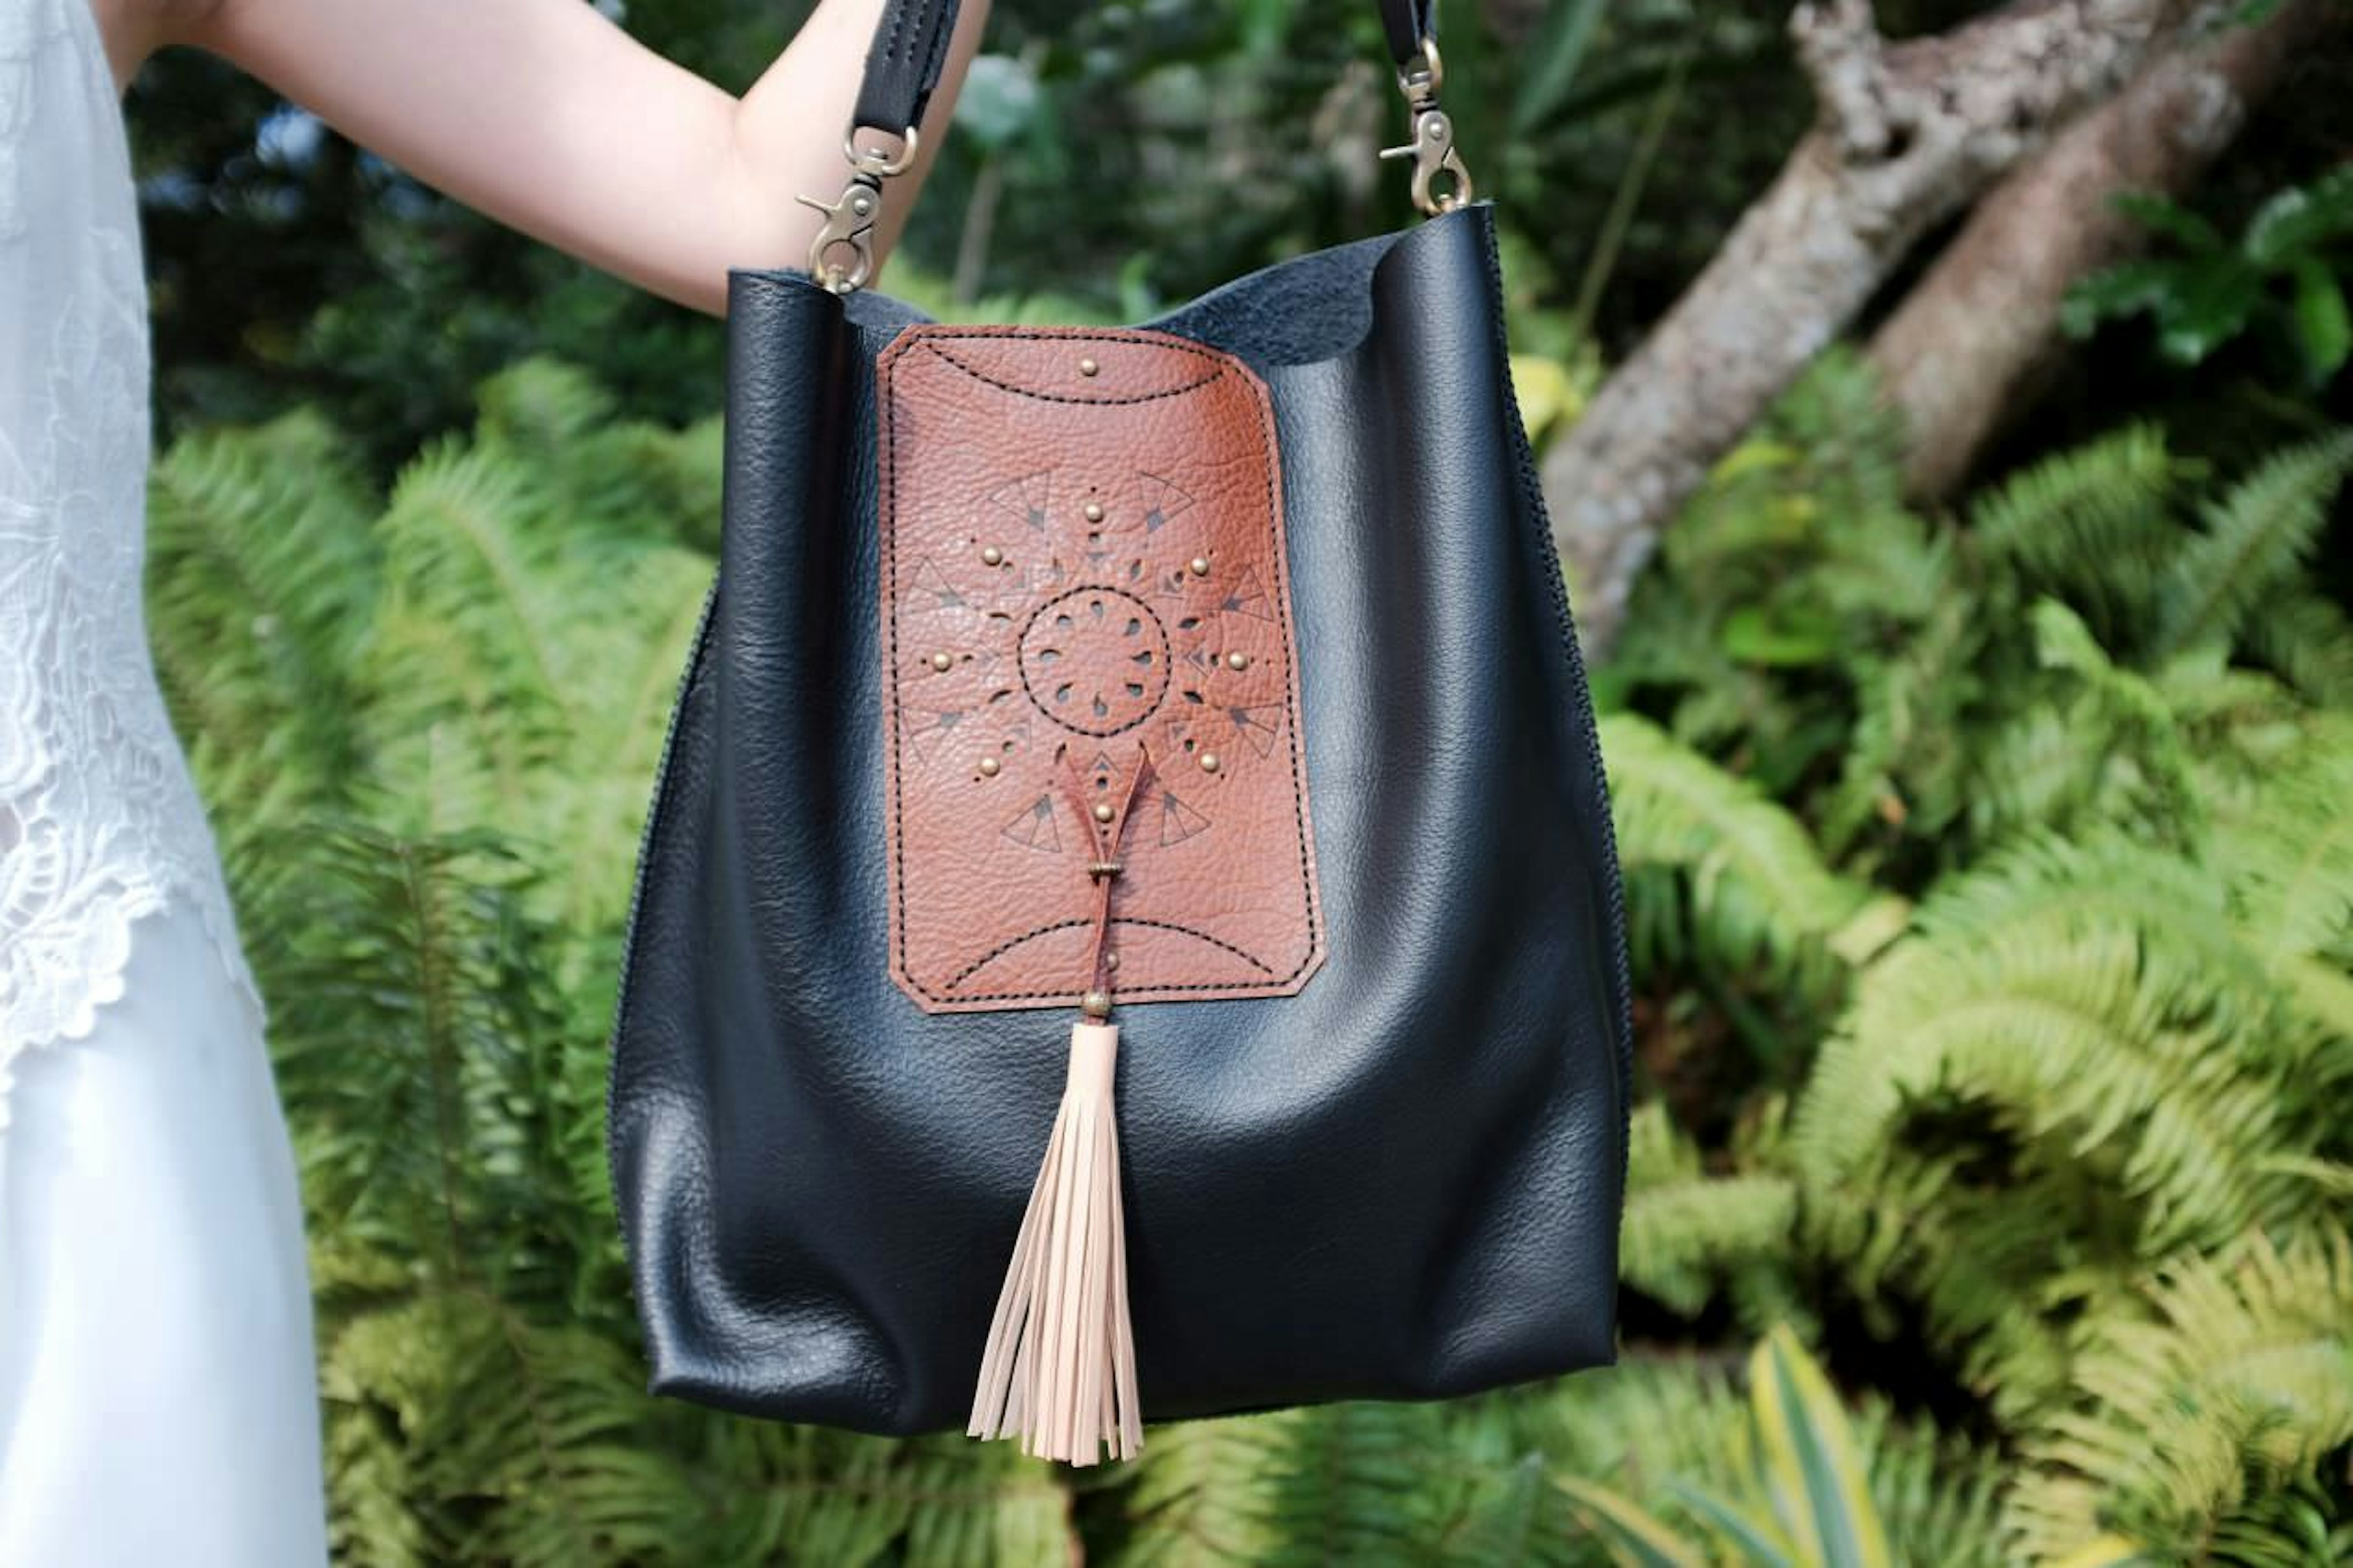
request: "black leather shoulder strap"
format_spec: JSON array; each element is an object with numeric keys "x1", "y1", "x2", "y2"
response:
[
  {"x1": 852, "y1": 0, "x2": 1437, "y2": 136},
  {"x1": 1377, "y1": 0, "x2": 1435, "y2": 67},
  {"x1": 853, "y1": 0, "x2": 968, "y2": 135}
]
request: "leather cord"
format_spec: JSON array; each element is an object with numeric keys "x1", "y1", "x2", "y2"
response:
[
  {"x1": 851, "y1": 0, "x2": 1436, "y2": 136},
  {"x1": 1056, "y1": 748, "x2": 1156, "y2": 1013}
]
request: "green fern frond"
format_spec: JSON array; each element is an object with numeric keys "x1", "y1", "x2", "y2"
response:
[
  {"x1": 1788, "y1": 816, "x2": 2350, "y2": 1426},
  {"x1": 1969, "y1": 425, "x2": 2184, "y2": 644},
  {"x1": 1801, "y1": 1154, "x2": 2092, "y2": 1418},
  {"x1": 1796, "y1": 843, "x2": 2308, "y2": 1256},
  {"x1": 1816, "y1": 591, "x2": 1985, "y2": 859},
  {"x1": 1621, "y1": 1103, "x2": 1797, "y2": 1319},
  {"x1": 1438, "y1": 1452, "x2": 1595, "y2": 1567},
  {"x1": 1759, "y1": 350, "x2": 1912, "y2": 519},
  {"x1": 357, "y1": 387, "x2": 716, "y2": 938},
  {"x1": 694, "y1": 1423, "x2": 1072, "y2": 1568},
  {"x1": 244, "y1": 820, "x2": 587, "y2": 1295},
  {"x1": 472, "y1": 358, "x2": 622, "y2": 460},
  {"x1": 2005, "y1": 1230, "x2": 2353, "y2": 1562},
  {"x1": 1968, "y1": 602, "x2": 2205, "y2": 844},
  {"x1": 146, "y1": 409, "x2": 381, "y2": 811},
  {"x1": 366, "y1": 438, "x2": 585, "y2": 754},
  {"x1": 2154, "y1": 431, "x2": 2353, "y2": 661},
  {"x1": 1496, "y1": 1359, "x2": 1759, "y2": 1493},
  {"x1": 473, "y1": 360, "x2": 724, "y2": 555},
  {"x1": 1251, "y1": 1403, "x2": 1481, "y2": 1566},
  {"x1": 321, "y1": 1297, "x2": 700, "y2": 1567},
  {"x1": 1602, "y1": 712, "x2": 1868, "y2": 991},
  {"x1": 2241, "y1": 588, "x2": 2353, "y2": 705},
  {"x1": 322, "y1": 1377, "x2": 436, "y2": 1567},
  {"x1": 1110, "y1": 1412, "x2": 1301, "y2": 1566},
  {"x1": 1108, "y1": 1403, "x2": 1480, "y2": 1566},
  {"x1": 2211, "y1": 718, "x2": 2353, "y2": 963}
]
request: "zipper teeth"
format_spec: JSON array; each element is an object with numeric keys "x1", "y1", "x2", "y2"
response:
[
  {"x1": 1474, "y1": 208, "x2": 1637, "y2": 1210},
  {"x1": 605, "y1": 576, "x2": 722, "y2": 1241}
]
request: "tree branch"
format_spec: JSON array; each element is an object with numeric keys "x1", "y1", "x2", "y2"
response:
[
  {"x1": 1867, "y1": 0, "x2": 2325, "y2": 498},
  {"x1": 1544, "y1": 0, "x2": 2202, "y2": 654}
]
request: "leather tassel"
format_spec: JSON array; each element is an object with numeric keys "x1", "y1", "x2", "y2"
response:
[{"x1": 968, "y1": 1019, "x2": 1143, "y2": 1464}]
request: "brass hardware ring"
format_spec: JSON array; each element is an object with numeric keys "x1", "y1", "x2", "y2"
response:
[{"x1": 844, "y1": 124, "x2": 921, "y2": 177}]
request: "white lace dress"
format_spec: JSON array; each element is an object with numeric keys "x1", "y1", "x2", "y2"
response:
[{"x1": 0, "y1": 4, "x2": 326, "y2": 1562}]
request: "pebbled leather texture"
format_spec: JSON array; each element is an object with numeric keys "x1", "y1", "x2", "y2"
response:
[
  {"x1": 610, "y1": 204, "x2": 1632, "y2": 1436},
  {"x1": 877, "y1": 328, "x2": 1323, "y2": 1012}
]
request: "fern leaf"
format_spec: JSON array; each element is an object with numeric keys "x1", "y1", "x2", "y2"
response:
[
  {"x1": 2154, "y1": 431, "x2": 2353, "y2": 659},
  {"x1": 1623, "y1": 1104, "x2": 1797, "y2": 1318},
  {"x1": 2005, "y1": 1230, "x2": 2353, "y2": 1561},
  {"x1": 146, "y1": 410, "x2": 381, "y2": 811},
  {"x1": 1602, "y1": 712, "x2": 1868, "y2": 988},
  {"x1": 2241, "y1": 586, "x2": 2353, "y2": 705},
  {"x1": 1968, "y1": 426, "x2": 2183, "y2": 643}
]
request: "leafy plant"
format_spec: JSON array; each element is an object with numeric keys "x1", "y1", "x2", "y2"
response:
[
  {"x1": 2066, "y1": 170, "x2": 2353, "y2": 387},
  {"x1": 2007, "y1": 1232, "x2": 2353, "y2": 1564},
  {"x1": 1602, "y1": 363, "x2": 2353, "y2": 1558},
  {"x1": 1564, "y1": 1325, "x2": 1896, "y2": 1567}
]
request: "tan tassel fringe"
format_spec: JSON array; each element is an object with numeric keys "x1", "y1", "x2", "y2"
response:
[{"x1": 968, "y1": 1020, "x2": 1142, "y2": 1465}]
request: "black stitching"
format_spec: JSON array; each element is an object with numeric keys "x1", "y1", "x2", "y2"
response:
[
  {"x1": 949, "y1": 916, "x2": 1281, "y2": 990},
  {"x1": 886, "y1": 361, "x2": 916, "y2": 998},
  {"x1": 921, "y1": 341, "x2": 1226, "y2": 406},
  {"x1": 1256, "y1": 344, "x2": 1327, "y2": 963},
  {"x1": 1013, "y1": 587, "x2": 1172, "y2": 739}
]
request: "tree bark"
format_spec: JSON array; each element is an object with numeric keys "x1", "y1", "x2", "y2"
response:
[
  {"x1": 1868, "y1": 0, "x2": 2324, "y2": 499},
  {"x1": 1544, "y1": 0, "x2": 2200, "y2": 654}
]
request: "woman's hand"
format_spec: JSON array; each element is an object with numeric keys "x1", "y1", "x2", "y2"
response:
[{"x1": 124, "y1": 0, "x2": 987, "y2": 313}]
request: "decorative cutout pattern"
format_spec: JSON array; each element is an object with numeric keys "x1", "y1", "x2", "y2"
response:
[
  {"x1": 1017, "y1": 588, "x2": 1172, "y2": 737},
  {"x1": 878, "y1": 327, "x2": 1325, "y2": 1012}
]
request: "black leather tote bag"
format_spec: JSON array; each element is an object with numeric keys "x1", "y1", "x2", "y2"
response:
[{"x1": 610, "y1": 0, "x2": 1630, "y2": 1465}]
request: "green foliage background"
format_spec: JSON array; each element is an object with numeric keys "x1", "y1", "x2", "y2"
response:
[{"x1": 126, "y1": 0, "x2": 2353, "y2": 1562}]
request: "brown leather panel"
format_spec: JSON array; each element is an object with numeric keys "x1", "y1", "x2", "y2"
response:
[{"x1": 877, "y1": 326, "x2": 1325, "y2": 1013}]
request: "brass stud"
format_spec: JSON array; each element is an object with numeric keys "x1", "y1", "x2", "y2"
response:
[
  {"x1": 1092, "y1": 801, "x2": 1116, "y2": 824},
  {"x1": 1083, "y1": 501, "x2": 1105, "y2": 523},
  {"x1": 1188, "y1": 556, "x2": 1211, "y2": 577},
  {"x1": 980, "y1": 545, "x2": 1004, "y2": 567},
  {"x1": 1078, "y1": 357, "x2": 1101, "y2": 377},
  {"x1": 1226, "y1": 651, "x2": 1251, "y2": 671},
  {"x1": 977, "y1": 756, "x2": 1001, "y2": 778},
  {"x1": 1081, "y1": 989, "x2": 1113, "y2": 1019},
  {"x1": 929, "y1": 651, "x2": 953, "y2": 673},
  {"x1": 1199, "y1": 751, "x2": 1222, "y2": 774},
  {"x1": 1105, "y1": 952, "x2": 1121, "y2": 972}
]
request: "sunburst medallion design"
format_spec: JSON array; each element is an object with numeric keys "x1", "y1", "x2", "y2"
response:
[{"x1": 895, "y1": 464, "x2": 1292, "y2": 820}]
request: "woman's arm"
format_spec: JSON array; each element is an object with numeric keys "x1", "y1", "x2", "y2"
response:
[{"x1": 140, "y1": 0, "x2": 986, "y2": 313}]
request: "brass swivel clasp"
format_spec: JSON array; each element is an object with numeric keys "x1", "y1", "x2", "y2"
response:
[
  {"x1": 797, "y1": 126, "x2": 922, "y2": 295},
  {"x1": 1379, "y1": 37, "x2": 1474, "y2": 217}
]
